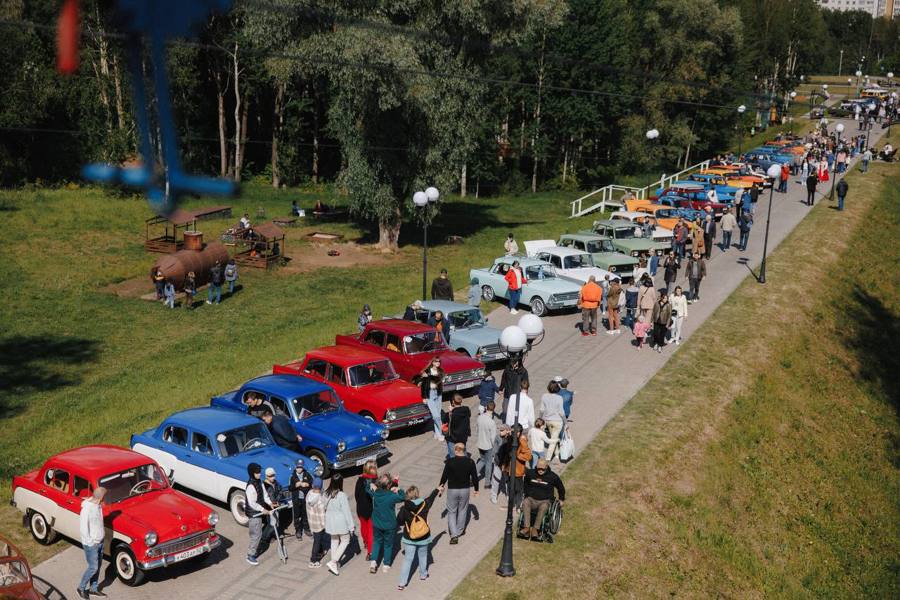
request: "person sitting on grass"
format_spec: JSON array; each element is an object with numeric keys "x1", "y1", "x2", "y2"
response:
[{"x1": 519, "y1": 458, "x2": 565, "y2": 540}]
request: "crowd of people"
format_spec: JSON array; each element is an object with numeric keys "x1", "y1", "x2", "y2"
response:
[{"x1": 150, "y1": 258, "x2": 239, "y2": 309}]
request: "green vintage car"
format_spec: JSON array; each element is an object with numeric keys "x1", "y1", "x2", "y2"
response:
[
  {"x1": 586, "y1": 220, "x2": 671, "y2": 258},
  {"x1": 557, "y1": 233, "x2": 639, "y2": 280}
]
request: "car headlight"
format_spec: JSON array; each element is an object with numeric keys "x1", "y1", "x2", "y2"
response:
[
  {"x1": 475, "y1": 367, "x2": 486, "y2": 377},
  {"x1": 631, "y1": 251, "x2": 639, "y2": 257},
  {"x1": 336, "y1": 440, "x2": 346, "y2": 453},
  {"x1": 380, "y1": 428, "x2": 390, "y2": 439},
  {"x1": 442, "y1": 374, "x2": 451, "y2": 383},
  {"x1": 313, "y1": 462, "x2": 324, "y2": 476},
  {"x1": 144, "y1": 531, "x2": 158, "y2": 547},
  {"x1": 609, "y1": 265, "x2": 616, "y2": 272},
  {"x1": 208, "y1": 511, "x2": 219, "y2": 527},
  {"x1": 384, "y1": 410, "x2": 397, "y2": 421}
]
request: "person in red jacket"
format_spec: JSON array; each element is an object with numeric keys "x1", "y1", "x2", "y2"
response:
[
  {"x1": 504, "y1": 261, "x2": 527, "y2": 314},
  {"x1": 354, "y1": 461, "x2": 378, "y2": 559}
]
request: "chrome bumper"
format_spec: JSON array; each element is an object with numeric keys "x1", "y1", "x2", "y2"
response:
[
  {"x1": 443, "y1": 377, "x2": 482, "y2": 392},
  {"x1": 331, "y1": 446, "x2": 391, "y2": 471},
  {"x1": 138, "y1": 534, "x2": 220, "y2": 571}
]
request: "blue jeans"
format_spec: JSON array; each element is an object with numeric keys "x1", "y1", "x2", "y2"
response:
[
  {"x1": 721, "y1": 230, "x2": 732, "y2": 250},
  {"x1": 426, "y1": 390, "x2": 441, "y2": 435},
  {"x1": 208, "y1": 284, "x2": 222, "y2": 304},
  {"x1": 399, "y1": 542, "x2": 428, "y2": 585},
  {"x1": 739, "y1": 230, "x2": 750, "y2": 250},
  {"x1": 79, "y1": 543, "x2": 102, "y2": 592},
  {"x1": 228, "y1": 280, "x2": 236, "y2": 294},
  {"x1": 861, "y1": 160, "x2": 869, "y2": 173},
  {"x1": 837, "y1": 194, "x2": 845, "y2": 211},
  {"x1": 508, "y1": 288, "x2": 521, "y2": 310},
  {"x1": 530, "y1": 450, "x2": 544, "y2": 468}
]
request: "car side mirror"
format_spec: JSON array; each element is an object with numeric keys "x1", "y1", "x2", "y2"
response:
[
  {"x1": 484, "y1": 317, "x2": 489, "y2": 323},
  {"x1": 167, "y1": 468, "x2": 175, "y2": 483}
]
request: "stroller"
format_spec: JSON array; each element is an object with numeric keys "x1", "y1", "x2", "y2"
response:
[{"x1": 623, "y1": 285, "x2": 639, "y2": 329}]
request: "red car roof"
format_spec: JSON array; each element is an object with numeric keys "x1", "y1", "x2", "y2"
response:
[
  {"x1": 363, "y1": 318, "x2": 434, "y2": 335},
  {"x1": 307, "y1": 345, "x2": 396, "y2": 367},
  {"x1": 46, "y1": 445, "x2": 156, "y2": 480}
]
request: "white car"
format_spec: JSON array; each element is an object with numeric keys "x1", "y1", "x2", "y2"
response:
[
  {"x1": 609, "y1": 211, "x2": 674, "y2": 244},
  {"x1": 524, "y1": 240, "x2": 620, "y2": 285}
]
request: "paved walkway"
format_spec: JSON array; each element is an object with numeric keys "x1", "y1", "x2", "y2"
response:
[{"x1": 31, "y1": 117, "x2": 882, "y2": 600}]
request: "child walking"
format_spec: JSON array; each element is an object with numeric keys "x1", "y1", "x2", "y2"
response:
[{"x1": 633, "y1": 315, "x2": 650, "y2": 349}]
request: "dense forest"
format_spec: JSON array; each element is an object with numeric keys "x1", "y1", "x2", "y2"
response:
[{"x1": 1, "y1": 0, "x2": 898, "y2": 245}]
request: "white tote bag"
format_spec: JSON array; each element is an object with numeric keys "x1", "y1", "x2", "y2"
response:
[{"x1": 558, "y1": 427, "x2": 575, "y2": 462}]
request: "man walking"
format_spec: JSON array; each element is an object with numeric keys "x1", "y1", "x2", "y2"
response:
[
  {"x1": 805, "y1": 171, "x2": 818, "y2": 206},
  {"x1": 861, "y1": 148, "x2": 872, "y2": 173},
  {"x1": 475, "y1": 401, "x2": 498, "y2": 481},
  {"x1": 77, "y1": 487, "x2": 107, "y2": 599},
  {"x1": 440, "y1": 443, "x2": 479, "y2": 545},
  {"x1": 605, "y1": 278, "x2": 623, "y2": 334},
  {"x1": 686, "y1": 252, "x2": 706, "y2": 303},
  {"x1": 702, "y1": 213, "x2": 716, "y2": 259},
  {"x1": 836, "y1": 179, "x2": 848, "y2": 211},
  {"x1": 431, "y1": 268, "x2": 454, "y2": 300},
  {"x1": 207, "y1": 260, "x2": 223, "y2": 305},
  {"x1": 738, "y1": 211, "x2": 753, "y2": 251},
  {"x1": 719, "y1": 208, "x2": 737, "y2": 251},
  {"x1": 577, "y1": 275, "x2": 602, "y2": 336}
]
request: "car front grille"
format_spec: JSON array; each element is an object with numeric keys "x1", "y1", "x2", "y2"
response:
[
  {"x1": 147, "y1": 531, "x2": 212, "y2": 558},
  {"x1": 478, "y1": 343, "x2": 504, "y2": 357},
  {"x1": 336, "y1": 442, "x2": 385, "y2": 464},
  {"x1": 553, "y1": 291, "x2": 579, "y2": 302},
  {"x1": 392, "y1": 403, "x2": 431, "y2": 420},
  {"x1": 444, "y1": 369, "x2": 481, "y2": 385}
]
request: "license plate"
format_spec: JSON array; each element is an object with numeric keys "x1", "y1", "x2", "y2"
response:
[
  {"x1": 456, "y1": 380, "x2": 478, "y2": 390},
  {"x1": 171, "y1": 545, "x2": 207, "y2": 563},
  {"x1": 406, "y1": 417, "x2": 425, "y2": 426},
  {"x1": 355, "y1": 455, "x2": 376, "y2": 467}
]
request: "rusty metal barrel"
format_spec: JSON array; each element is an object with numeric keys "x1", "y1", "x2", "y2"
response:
[
  {"x1": 183, "y1": 231, "x2": 204, "y2": 251},
  {"x1": 150, "y1": 242, "x2": 229, "y2": 290}
]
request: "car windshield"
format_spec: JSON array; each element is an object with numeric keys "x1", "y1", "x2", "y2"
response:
[
  {"x1": 562, "y1": 254, "x2": 593, "y2": 269},
  {"x1": 0, "y1": 559, "x2": 30, "y2": 586},
  {"x1": 448, "y1": 309, "x2": 484, "y2": 328},
  {"x1": 613, "y1": 227, "x2": 635, "y2": 239},
  {"x1": 216, "y1": 423, "x2": 274, "y2": 458},
  {"x1": 292, "y1": 389, "x2": 341, "y2": 417},
  {"x1": 403, "y1": 331, "x2": 449, "y2": 354},
  {"x1": 586, "y1": 240, "x2": 615, "y2": 253},
  {"x1": 99, "y1": 463, "x2": 169, "y2": 504},
  {"x1": 525, "y1": 265, "x2": 556, "y2": 280},
  {"x1": 348, "y1": 360, "x2": 398, "y2": 386}
]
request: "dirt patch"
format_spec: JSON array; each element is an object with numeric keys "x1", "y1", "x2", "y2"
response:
[
  {"x1": 101, "y1": 276, "x2": 154, "y2": 298},
  {"x1": 282, "y1": 242, "x2": 393, "y2": 273}
]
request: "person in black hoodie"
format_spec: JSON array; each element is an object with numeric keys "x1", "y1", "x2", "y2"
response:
[
  {"x1": 289, "y1": 460, "x2": 312, "y2": 540},
  {"x1": 443, "y1": 393, "x2": 471, "y2": 459},
  {"x1": 354, "y1": 461, "x2": 378, "y2": 560},
  {"x1": 396, "y1": 486, "x2": 441, "y2": 589},
  {"x1": 499, "y1": 358, "x2": 529, "y2": 421},
  {"x1": 439, "y1": 442, "x2": 478, "y2": 544},
  {"x1": 260, "y1": 409, "x2": 302, "y2": 453},
  {"x1": 520, "y1": 459, "x2": 566, "y2": 539}
]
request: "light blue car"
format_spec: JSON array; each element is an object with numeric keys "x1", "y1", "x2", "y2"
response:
[
  {"x1": 408, "y1": 300, "x2": 507, "y2": 365},
  {"x1": 469, "y1": 257, "x2": 581, "y2": 316}
]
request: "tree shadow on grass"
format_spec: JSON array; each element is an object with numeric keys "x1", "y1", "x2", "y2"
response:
[
  {"x1": 0, "y1": 335, "x2": 101, "y2": 418},
  {"x1": 845, "y1": 286, "x2": 899, "y2": 417}
]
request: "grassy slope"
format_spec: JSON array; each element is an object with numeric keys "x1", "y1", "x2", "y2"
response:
[
  {"x1": 454, "y1": 138, "x2": 900, "y2": 598},
  {"x1": 0, "y1": 183, "x2": 604, "y2": 560}
]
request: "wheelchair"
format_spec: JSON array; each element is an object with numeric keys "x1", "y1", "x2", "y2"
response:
[{"x1": 516, "y1": 497, "x2": 563, "y2": 543}]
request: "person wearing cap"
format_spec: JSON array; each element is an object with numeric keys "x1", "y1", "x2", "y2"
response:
[
  {"x1": 431, "y1": 268, "x2": 454, "y2": 301},
  {"x1": 290, "y1": 460, "x2": 313, "y2": 539},
  {"x1": 305, "y1": 478, "x2": 330, "y2": 568},
  {"x1": 520, "y1": 458, "x2": 566, "y2": 539},
  {"x1": 358, "y1": 304, "x2": 373, "y2": 332},
  {"x1": 245, "y1": 463, "x2": 273, "y2": 566},
  {"x1": 263, "y1": 467, "x2": 288, "y2": 536}
]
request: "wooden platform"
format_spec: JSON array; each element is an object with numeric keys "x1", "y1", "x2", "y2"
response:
[
  {"x1": 272, "y1": 216, "x2": 298, "y2": 227},
  {"x1": 144, "y1": 237, "x2": 183, "y2": 254},
  {"x1": 234, "y1": 252, "x2": 284, "y2": 270},
  {"x1": 188, "y1": 205, "x2": 232, "y2": 221}
]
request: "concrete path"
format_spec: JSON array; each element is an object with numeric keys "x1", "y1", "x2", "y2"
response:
[{"x1": 31, "y1": 117, "x2": 882, "y2": 600}]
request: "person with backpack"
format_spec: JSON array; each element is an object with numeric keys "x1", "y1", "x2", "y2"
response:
[
  {"x1": 396, "y1": 486, "x2": 441, "y2": 590},
  {"x1": 224, "y1": 259, "x2": 238, "y2": 295},
  {"x1": 365, "y1": 473, "x2": 406, "y2": 574},
  {"x1": 440, "y1": 442, "x2": 479, "y2": 544}
]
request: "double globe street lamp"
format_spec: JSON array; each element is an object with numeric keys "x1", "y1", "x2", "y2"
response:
[
  {"x1": 644, "y1": 128, "x2": 660, "y2": 195},
  {"x1": 829, "y1": 123, "x2": 845, "y2": 200},
  {"x1": 412, "y1": 186, "x2": 440, "y2": 300},
  {"x1": 737, "y1": 105, "x2": 746, "y2": 155},
  {"x1": 759, "y1": 163, "x2": 783, "y2": 284},
  {"x1": 496, "y1": 313, "x2": 544, "y2": 578}
]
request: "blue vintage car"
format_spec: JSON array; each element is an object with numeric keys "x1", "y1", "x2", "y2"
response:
[
  {"x1": 408, "y1": 300, "x2": 507, "y2": 365},
  {"x1": 130, "y1": 407, "x2": 322, "y2": 525},
  {"x1": 663, "y1": 179, "x2": 741, "y2": 204},
  {"x1": 211, "y1": 374, "x2": 390, "y2": 478},
  {"x1": 469, "y1": 256, "x2": 581, "y2": 316}
]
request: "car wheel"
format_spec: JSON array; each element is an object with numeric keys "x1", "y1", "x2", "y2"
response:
[
  {"x1": 229, "y1": 489, "x2": 249, "y2": 527},
  {"x1": 29, "y1": 511, "x2": 58, "y2": 545},
  {"x1": 306, "y1": 449, "x2": 330, "y2": 479},
  {"x1": 114, "y1": 544, "x2": 145, "y2": 586},
  {"x1": 481, "y1": 285, "x2": 495, "y2": 301},
  {"x1": 360, "y1": 412, "x2": 376, "y2": 422},
  {"x1": 530, "y1": 296, "x2": 547, "y2": 316}
]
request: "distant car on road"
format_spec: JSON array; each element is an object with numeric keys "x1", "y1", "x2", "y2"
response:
[{"x1": 11, "y1": 445, "x2": 220, "y2": 586}]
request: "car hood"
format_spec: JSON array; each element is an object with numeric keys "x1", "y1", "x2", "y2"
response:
[
  {"x1": 559, "y1": 266, "x2": 619, "y2": 283},
  {"x1": 449, "y1": 324, "x2": 503, "y2": 348},
  {"x1": 613, "y1": 238, "x2": 653, "y2": 251},
  {"x1": 592, "y1": 252, "x2": 638, "y2": 268},
  {"x1": 302, "y1": 412, "x2": 385, "y2": 447},
  {"x1": 359, "y1": 381, "x2": 422, "y2": 409},
  {"x1": 411, "y1": 350, "x2": 484, "y2": 374},
  {"x1": 109, "y1": 490, "x2": 209, "y2": 542},
  {"x1": 525, "y1": 278, "x2": 582, "y2": 294}
]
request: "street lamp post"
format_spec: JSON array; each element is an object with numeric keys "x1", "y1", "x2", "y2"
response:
[
  {"x1": 829, "y1": 123, "x2": 845, "y2": 200},
  {"x1": 759, "y1": 164, "x2": 782, "y2": 285},
  {"x1": 787, "y1": 93, "x2": 796, "y2": 135},
  {"x1": 737, "y1": 105, "x2": 746, "y2": 155},
  {"x1": 855, "y1": 69, "x2": 863, "y2": 96},
  {"x1": 496, "y1": 314, "x2": 545, "y2": 578},
  {"x1": 838, "y1": 49, "x2": 844, "y2": 76},
  {"x1": 412, "y1": 186, "x2": 440, "y2": 300},
  {"x1": 847, "y1": 78, "x2": 852, "y2": 98},
  {"x1": 644, "y1": 128, "x2": 660, "y2": 197}
]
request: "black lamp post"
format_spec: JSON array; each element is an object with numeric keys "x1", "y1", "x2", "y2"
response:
[
  {"x1": 412, "y1": 187, "x2": 440, "y2": 299},
  {"x1": 496, "y1": 315, "x2": 544, "y2": 578},
  {"x1": 758, "y1": 164, "x2": 782, "y2": 284},
  {"x1": 644, "y1": 128, "x2": 659, "y2": 196},
  {"x1": 737, "y1": 105, "x2": 746, "y2": 156},
  {"x1": 829, "y1": 123, "x2": 844, "y2": 201}
]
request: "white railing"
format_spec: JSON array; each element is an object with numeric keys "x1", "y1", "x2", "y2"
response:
[{"x1": 570, "y1": 159, "x2": 711, "y2": 218}]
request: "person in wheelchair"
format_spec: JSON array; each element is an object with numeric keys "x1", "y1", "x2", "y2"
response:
[{"x1": 519, "y1": 458, "x2": 565, "y2": 540}]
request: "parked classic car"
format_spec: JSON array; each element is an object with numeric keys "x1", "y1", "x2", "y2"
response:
[
  {"x1": 688, "y1": 172, "x2": 754, "y2": 191},
  {"x1": 130, "y1": 407, "x2": 321, "y2": 525},
  {"x1": 273, "y1": 346, "x2": 432, "y2": 429},
  {"x1": 556, "y1": 233, "x2": 639, "y2": 279},
  {"x1": 0, "y1": 536, "x2": 40, "y2": 600},
  {"x1": 608, "y1": 211, "x2": 674, "y2": 244},
  {"x1": 11, "y1": 445, "x2": 220, "y2": 586},
  {"x1": 524, "y1": 241, "x2": 620, "y2": 284},
  {"x1": 336, "y1": 319, "x2": 485, "y2": 392},
  {"x1": 469, "y1": 256, "x2": 581, "y2": 316},
  {"x1": 665, "y1": 178, "x2": 742, "y2": 204},
  {"x1": 654, "y1": 191, "x2": 729, "y2": 218},
  {"x1": 210, "y1": 374, "x2": 389, "y2": 477},
  {"x1": 588, "y1": 220, "x2": 669, "y2": 257},
  {"x1": 632, "y1": 204, "x2": 706, "y2": 230},
  {"x1": 405, "y1": 300, "x2": 507, "y2": 365},
  {"x1": 701, "y1": 166, "x2": 771, "y2": 188}
]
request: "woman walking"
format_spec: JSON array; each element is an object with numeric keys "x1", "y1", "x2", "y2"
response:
[
  {"x1": 440, "y1": 442, "x2": 478, "y2": 544},
  {"x1": 354, "y1": 461, "x2": 378, "y2": 559},
  {"x1": 670, "y1": 286, "x2": 688, "y2": 345},
  {"x1": 650, "y1": 290, "x2": 672, "y2": 353},
  {"x1": 539, "y1": 381, "x2": 566, "y2": 461},
  {"x1": 366, "y1": 473, "x2": 405, "y2": 574},
  {"x1": 324, "y1": 474, "x2": 355, "y2": 576},
  {"x1": 414, "y1": 358, "x2": 444, "y2": 440},
  {"x1": 662, "y1": 251, "x2": 679, "y2": 295},
  {"x1": 397, "y1": 486, "x2": 440, "y2": 590}
]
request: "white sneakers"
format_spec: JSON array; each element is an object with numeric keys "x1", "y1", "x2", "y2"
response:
[
  {"x1": 327, "y1": 561, "x2": 339, "y2": 576},
  {"x1": 510, "y1": 309, "x2": 519, "y2": 314}
]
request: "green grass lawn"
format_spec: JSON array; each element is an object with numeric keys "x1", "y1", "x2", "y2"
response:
[{"x1": 454, "y1": 133, "x2": 900, "y2": 597}]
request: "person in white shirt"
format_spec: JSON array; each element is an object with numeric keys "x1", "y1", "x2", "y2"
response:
[
  {"x1": 504, "y1": 233, "x2": 519, "y2": 255},
  {"x1": 239, "y1": 213, "x2": 251, "y2": 229},
  {"x1": 245, "y1": 462, "x2": 273, "y2": 566},
  {"x1": 527, "y1": 418, "x2": 551, "y2": 468},
  {"x1": 669, "y1": 285, "x2": 689, "y2": 345},
  {"x1": 504, "y1": 380, "x2": 535, "y2": 430},
  {"x1": 77, "y1": 487, "x2": 107, "y2": 599}
]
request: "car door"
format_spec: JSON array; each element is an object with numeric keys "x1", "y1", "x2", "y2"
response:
[
  {"x1": 181, "y1": 430, "x2": 220, "y2": 499},
  {"x1": 158, "y1": 424, "x2": 203, "y2": 492},
  {"x1": 40, "y1": 467, "x2": 81, "y2": 540},
  {"x1": 301, "y1": 358, "x2": 329, "y2": 385},
  {"x1": 489, "y1": 263, "x2": 510, "y2": 297}
]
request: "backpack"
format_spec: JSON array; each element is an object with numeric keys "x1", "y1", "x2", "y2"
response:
[{"x1": 406, "y1": 501, "x2": 430, "y2": 539}]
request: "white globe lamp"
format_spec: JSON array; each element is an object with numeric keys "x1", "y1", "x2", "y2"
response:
[
  {"x1": 518, "y1": 313, "x2": 544, "y2": 342},
  {"x1": 413, "y1": 191, "x2": 428, "y2": 207},
  {"x1": 766, "y1": 164, "x2": 781, "y2": 180},
  {"x1": 425, "y1": 187, "x2": 440, "y2": 202},
  {"x1": 499, "y1": 326, "x2": 527, "y2": 353}
]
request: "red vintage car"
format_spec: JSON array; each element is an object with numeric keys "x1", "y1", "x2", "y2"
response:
[
  {"x1": 273, "y1": 345, "x2": 432, "y2": 430},
  {"x1": 11, "y1": 446, "x2": 220, "y2": 586},
  {"x1": 0, "y1": 536, "x2": 40, "y2": 600},
  {"x1": 336, "y1": 319, "x2": 485, "y2": 393}
]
